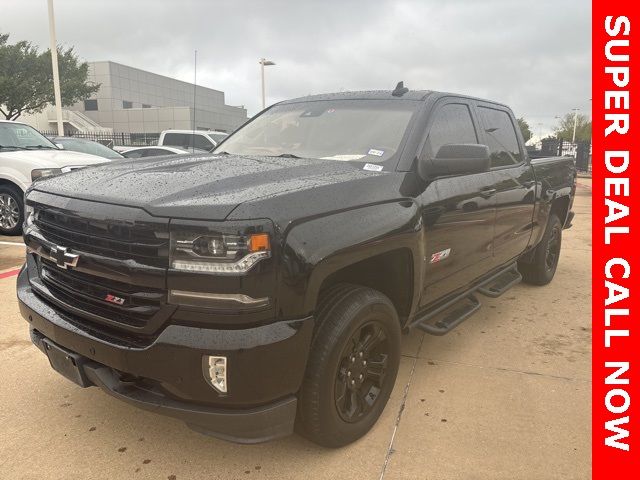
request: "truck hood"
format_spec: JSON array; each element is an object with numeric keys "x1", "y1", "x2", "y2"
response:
[
  {"x1": 0, "y1": 148, "x2": 108, "y2": 168},
  {"x1": 31, "y1": 154, "x2": 397, "y2": 222}
]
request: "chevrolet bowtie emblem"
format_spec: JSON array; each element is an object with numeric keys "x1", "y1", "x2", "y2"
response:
[{"x1": 50, "y1": 245, "x2": 80, "y2": 269}]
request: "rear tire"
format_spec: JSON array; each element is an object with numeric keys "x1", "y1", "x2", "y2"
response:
[
  {"x1": 297, "y1": 284, "x2": 401, "y2": 447},
  {"x1": 0, "y1": 184, "x2": 24, "y2": 236},
  {"x1": 519, "y1": 214, "x2": 562, "y2": 286}
]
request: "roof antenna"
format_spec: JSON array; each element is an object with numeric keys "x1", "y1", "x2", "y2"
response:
[{"x1": 392, "y1": 81, "x2": 409, "y2": 97}]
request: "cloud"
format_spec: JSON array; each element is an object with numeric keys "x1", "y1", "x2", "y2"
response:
[{"x1": 1, "y1": 0, "x2": 590, "y2": 134}]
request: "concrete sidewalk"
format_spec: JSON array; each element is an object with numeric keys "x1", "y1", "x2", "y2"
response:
[{"x1": 0, "y1": 187, "x2": 591, "y2": 479}]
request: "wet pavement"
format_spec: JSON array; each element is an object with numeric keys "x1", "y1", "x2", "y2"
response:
[
  {"x1": 0, "y1": 185, "x2": 591, "y2": 479},
  {"x1": 0, "y1": 235, "x2": 23, "y2": 271}
]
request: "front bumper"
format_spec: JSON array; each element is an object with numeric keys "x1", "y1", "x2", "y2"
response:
[
  {"x1": 29, "y1": 329, "x2": 298, "y2": 443},
  {"x1": 17, "y1": 266, "x2": 314, "y2": 443}
]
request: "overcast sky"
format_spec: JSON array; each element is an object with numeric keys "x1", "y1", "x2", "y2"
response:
[{"x1": 2, "y1": 0, "x2": 590, "y2": 137}]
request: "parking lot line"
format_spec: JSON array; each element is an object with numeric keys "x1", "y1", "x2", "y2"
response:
[
  {"x1": 0, "y1": 241, "x2": 24, "y2": 246},
  {"x1": 0, "y1": 268, "x2": 21, "y2": 279}
]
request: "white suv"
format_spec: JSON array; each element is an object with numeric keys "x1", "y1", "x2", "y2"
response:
[
  {"x1": 158, "y1": 129, "x2": 228, "y2": 152},
  {"x1": 0, "y1": 120, "x2": 109, "y2": 235}
]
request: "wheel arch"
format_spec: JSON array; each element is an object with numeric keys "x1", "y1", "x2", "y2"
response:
[
  {"x1": 277, "y1": 201, "x2": 423, "y2": 324},
  {"x1": 550, "y1": 194, "x2": 571, "y2": 227},
  {"x1": 316, "y1": 248, "x2": 415, "y2": 323},
  {"x1": 0, "y1": 177, "x2": 25, "y2": 193}
]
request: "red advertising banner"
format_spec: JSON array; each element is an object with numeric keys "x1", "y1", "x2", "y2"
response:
[{"x1": 593, "y1": 1, "x2": 639, "y2": 476}]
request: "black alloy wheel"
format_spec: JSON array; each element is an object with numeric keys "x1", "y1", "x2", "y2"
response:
[
  {"x1": 297, "y1": 284, "x2": 401, "y2": 447},
  {"x1": 334, "y1": 321, "x2": 390, "y2": 423},
  {"x1": 545, "y1": 223, "x2": 561, "y2": 272},
  {"x1": 519, "y1": 213, "x2": 563, "y2": 285}
]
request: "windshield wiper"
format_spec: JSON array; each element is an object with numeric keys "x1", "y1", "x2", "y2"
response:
[
  {"x1": 24, "y1": 145, "x2": 56, "y2": 150},
  {"x1": 0, "y1": 145, "x2": 28, "y2": 150}
]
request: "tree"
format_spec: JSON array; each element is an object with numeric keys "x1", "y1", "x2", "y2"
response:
[
  {"x1": 0, "y1": 34, "x2": 99, "y2": 120},
  {"x1": 516, "y1": 117, "x2": 532, "y2": 143},
  {"x1": 554, "y1": 112, "x2": 592, "y2": 143}
]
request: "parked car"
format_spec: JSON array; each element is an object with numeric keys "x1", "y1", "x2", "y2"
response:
[
  {"x1": 18, "y1": 87, "x2": 576, "y2": 447},
  {"x1": 0, "y1": 120, "x2": 108, "y2": 235},
  {"x1": 49, "y1": 137, "x2": 124, "y2": 160},
  {"x1": 118, "y1": 145, "x2": 202, "y2": 158},
  {"x1": 158, "y1": 129, "x2": 228, "y2": 151}
]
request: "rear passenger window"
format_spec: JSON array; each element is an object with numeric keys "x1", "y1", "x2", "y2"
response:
[
  {"x1": 164, "y1": 133, "x2": 189, "y2": 148},
  {"x1": 428, "y1": 103, "x2": 478, "y2": 157},
  {"x1": 477, "y1": 107, "x2": 522, "y2": 168}
]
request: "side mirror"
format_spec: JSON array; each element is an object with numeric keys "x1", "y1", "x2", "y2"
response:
[
  {"x1": 55, "y1": 143, "x2": 64, "y2": 150},
  {"x1": 422, "y1": 144, "x2": 491, "y2": 177}
]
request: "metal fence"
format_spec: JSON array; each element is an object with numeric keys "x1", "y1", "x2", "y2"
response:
[
  {"x1": 40, "y1": 130, "x2": 160, "y2": 148},
  {"x1": 537, "y1": 138, "x2": 592, "y2": 173}
]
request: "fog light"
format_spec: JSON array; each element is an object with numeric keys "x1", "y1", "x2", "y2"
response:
[{"x1": 204, "y1": 355, "x2": 227, "y2": 393}]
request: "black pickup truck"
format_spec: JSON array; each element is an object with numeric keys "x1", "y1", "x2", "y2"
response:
[{"x1": 17, "y1": 86, "x2": 576, "y2": 447}]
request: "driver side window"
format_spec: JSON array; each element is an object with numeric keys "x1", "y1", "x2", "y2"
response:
[{"x1": 428, "y1": 103, "x2": 478, "y2": 157}]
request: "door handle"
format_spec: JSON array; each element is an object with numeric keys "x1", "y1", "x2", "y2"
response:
[{"x1": 479, "y1": 188, "x2": 496, "y2": 198}]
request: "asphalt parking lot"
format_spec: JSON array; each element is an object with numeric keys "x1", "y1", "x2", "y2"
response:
[{"x1": 0, "y1": 181, "x2": 591, "y2": 480}]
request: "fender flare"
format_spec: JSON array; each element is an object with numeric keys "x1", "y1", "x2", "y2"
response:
[{"x1": 277, "y1": 200, "x2": 423, "y2": 318}]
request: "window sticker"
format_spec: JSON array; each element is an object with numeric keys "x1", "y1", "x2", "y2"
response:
[
  {"x1": 363, "y1": 163, "x2": 383, "y2": 172},
  {"x1": 320, "y1": 154, "x2": 366, "y2": 161},
  {"x1": 368, "y1": 148, "x2": 384, "y2": 156}
]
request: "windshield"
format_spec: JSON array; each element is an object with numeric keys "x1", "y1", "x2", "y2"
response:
[
  {"x1": 214, "y1": 99, "x2": 417, "y2": 162},
  {"x1": 0, "y1": 122, "x2": 57, "y2": 150},
  {"x1": 56, "y1": 138, "x2": 123, "y2": 159}
]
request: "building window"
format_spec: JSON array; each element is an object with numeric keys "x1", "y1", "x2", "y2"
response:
[
  {"x1": 142, "y1": 104, "x2": 152, "y2": 108},
  {"x1": 123, "y1": 101, "x2": 133, "y2": 109},
  {"x1": 84, "y1": 99, "x2": 98, "y2": 111}
]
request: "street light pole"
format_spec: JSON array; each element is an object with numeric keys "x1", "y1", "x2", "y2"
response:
[
  {"x1": 259, "y1": 58, "x2": 275, "y2": 110},
  {"x1": 47, "y1": 0, "x2": 64, "y2": 136},
  {"x1": 571, "y1": 108, "x2": 580, "y2": 143}
]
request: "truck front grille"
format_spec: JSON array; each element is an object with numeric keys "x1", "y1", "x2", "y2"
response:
[
  {"x1": 34, "y1": 206, "x2": 168, "y2": 268},
  {"x1": 40, "y1": 259, "x2": 164, "y2": 328},
  {"x1": 25, "y1": 196, "x2": 172, "y2": 339}
]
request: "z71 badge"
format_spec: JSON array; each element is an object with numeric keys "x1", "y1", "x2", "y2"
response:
[
  {"x1": 430, "y1": 248, "x2": 451, "y2": 264},
  {"x1": 104, "y1": 294, "x2": 125, "y2": 305}
]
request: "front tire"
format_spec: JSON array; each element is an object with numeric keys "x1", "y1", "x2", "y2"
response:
[
  {"x1": 519, "y1": 214, "x2": 563, "y2": 285},
  {"x1": 0, "y1": 184, "x2": 24, "y2": 236},
  {"x1": 297, "y1": 284, "x2": 401, "y2": 447}
]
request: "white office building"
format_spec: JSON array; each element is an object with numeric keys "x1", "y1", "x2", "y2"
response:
[{"x1": 24, "y1": 61, "x2": 247, "y2": 135}]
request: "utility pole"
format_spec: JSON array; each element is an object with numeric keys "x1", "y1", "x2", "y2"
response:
[
  {"x1": 192, "y1": 49, "x2": 197, "y2": 152},
  {"x1": 571, "y1": 108, "x2": 580, "y2": 143},
  {"x1": 537, "y1": 122, "x2": 544, "y2": 143},
  {"x1": 259, "y1": 58, "x2": 275, "y2": 110},
  {"x1": 47, "y1": 0, "x2": 64, "y2": 136}
]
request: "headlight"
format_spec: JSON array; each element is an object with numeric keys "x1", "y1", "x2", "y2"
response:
[
  {"x1": 170, "y1": 230, "x2": 271, "y2": 274},
  {"x1": 24, "y1": 204, "x2": 35, "y2": 228},
  {"x1": 31, "y1": 168, "x2": 62, "y2": 181}
]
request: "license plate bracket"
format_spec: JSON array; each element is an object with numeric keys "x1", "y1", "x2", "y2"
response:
[{"x1": 42, "y1": 339, "x2": 92, "y2": 388}]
